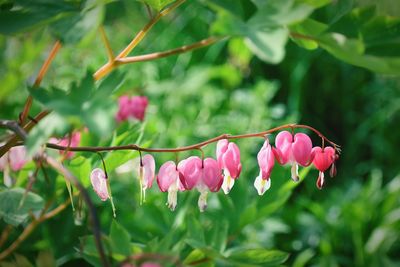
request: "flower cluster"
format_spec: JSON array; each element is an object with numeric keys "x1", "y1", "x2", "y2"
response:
[
  {"x1": 116, "y1": 95, "x2": 148, "y2": 122},
  {"x1": 90, "y1": 130, "x2": 339, "y2": 212},
  {"x1": 49, "y1": 132, "x2": 81, "y2": 159}
]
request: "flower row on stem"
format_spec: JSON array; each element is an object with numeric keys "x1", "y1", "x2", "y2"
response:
[{"x1": 79, "y1": 125, "x2": 340, "y2": 213}]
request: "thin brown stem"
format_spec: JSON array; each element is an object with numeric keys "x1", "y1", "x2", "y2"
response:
[
  {"x1": 0, "y1": 110, "x2": 50, "y2": 157},
  {"x1": 93, "y1": 0, "x2": 186, "y2": 80},
  {"x1": 290, "y1": 32, "x2": 318, "y2": 42},
  {"x1": 116, "y1": 36, "x2": 225, "y2": 64},
  {"x1": 19, "y1": 41, "x2": 62, "y2": 125},
  {"x1": 40, "y1": 124, "x2": 339, "y2": 154},
  {"x1": 0, "y1": 197, "x2": 71, "y2": 261},
  {"x1": 99, "y1": 26, "x2": 115, "y2": 61},
  {"x1": 0, "y1": 226, "x2": 12, "y2": 248}
]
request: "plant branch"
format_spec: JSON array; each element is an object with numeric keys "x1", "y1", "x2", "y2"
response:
[
  {"x1": 19, "y1": 41, "x2": 62, "y2": 125},
  {"x1": 93, "y1": 0, "x2": 186, "y2": 81},
  {"x1": 41, "y1": 124, "x2": 340, "y2": 154},
  {"x1": 99, "y1": 26, "x2": 115, "y2": 61},
  {"x1": 0, "y1": 120, "x2": 28, "y2": 140},
  {"x1": 0, "y1": 196, "x2": 71, "y2": 261},
  {"x1": 43, "y1": 155, "x2": 109, "y2": 267},
  {"x1": 0, "y1": 111, "x2": 50, "y2": 157},
  {"x1": 116, "y1": 36, "x2": 226, "y2": 64}
]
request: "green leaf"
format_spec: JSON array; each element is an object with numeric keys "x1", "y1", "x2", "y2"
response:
[
  {"x1": 0, "y1": 188, "x2": 44, "y2": 226},
  {"x1": 0, "y1": 0, "x2": 80, "y2": 35},
  {"x1": 109, "y1": 220, "x2": 132, "y2": 257},
  {"x1": 26, "y1": 112, "x2": 69, "y2": 155},
  {"x1": 227, "y1": 248, "x2": 289, "y2": 266},
  {"x1": 139, "y1": 0, "x2": 176, "y2": 11},
  {"x1": 35, "y1": 251, "x2": 56, "y2": 267},
  {"x1": 183, "y1": 249, "x2": 207, "y2": 265}
]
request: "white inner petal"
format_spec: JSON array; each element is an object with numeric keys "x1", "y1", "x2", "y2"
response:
[
  {"x1": 167, "y1": 182, "x2": 178, "y2": 211},
  {"x1": 221, "y1": 171, "x2": 235, "y2": 194},
  {"x1": 254, "y1": 172, "x2": 271, "y2": 196},
  {"x1": 197, "y1": 185, "x2": 209, "y2": 212},
  {"x1": 291, "y1": 163, "x2": 299, "y2": 182}
]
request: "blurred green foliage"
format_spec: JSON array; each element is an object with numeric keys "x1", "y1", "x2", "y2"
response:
[{"x1": 0, "y1": 0, "x2": 399, "y2": 266}]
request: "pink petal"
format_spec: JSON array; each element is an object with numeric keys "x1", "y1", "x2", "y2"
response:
[
  {"x1": 275, "y1": 131, "x2": 293, "y2": 164},
  {"x1": 202, "y1": 158, "x2": 223, "y2": 192},
  {"x1": 216, "y1": 139, "x2": 228, "y2": 168},
  {"x1": 142, "y1": 154, "x2": 155, "y2": 188},
  {"x1": 90, "y1": 168, "x2": 109, "y2": 201},
  {"x1": 156, "y1": 161, "x2": 178, "y2": 192},
  {"x1": 58, "y1": 132, "x2": 81, "y2": 159},
  {"x1": 222, "y1": 142, "x2": 241, "y2": 179},
  {"x1": 178, "y1": 156, "x2": 202, "y2": 190},
  {"x1": 116, "y1": 95, "x2": 132, "y2": 122},
  {"x1": 257, "y1": 140, "x2": 275, "y2": 179},
  {"x1": 9, "y1": 146, "x2": 28, "y2": 171},
  {"x1": 130, "y1": 96, "x2": 148, "y2": 121},
  {"x1": 312, "y1": 146, "x2": 335, "y2": 172},
  {"x1": 292, "y1": 133, "x2": 312, "y2": 166}
]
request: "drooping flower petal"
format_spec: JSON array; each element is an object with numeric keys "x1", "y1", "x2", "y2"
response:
[
  {"x1": 136, "y1": 154, "x2": 155, "y2": 204},
  {"x1": 202, "y1": 158, "x2": 223, "y2": 192},
  {"x1": 178, "y1": 156, "x2": 202, "y2": 190},
  {"x1": 216, "y1": 140, "x2": 242, "y2": 194},
  {"x1": 254, "y1": 172, "x2": 271, "y2": 196},
  {"x1": 8, "y1": 146, "x2": 28, "y2": 171},
  {"x1": 292, "y1": 133, "x2": 312, "y2": 166},
  {"x1": 254, "y1": 139, "x2": 275, "y2": 195},
  {"x1": 116, "y1": 95, "x2": 132, "y2": 122},
  {"x1": 312, "y1": 146, "x2": 335, "y2": 172},
  {"x1": 257, "y1": 139, "x2": 275, "y2": 180},
  {"x1": 275, "y1": 131, "x2": 293, "y2": 164},
  {"x1": 90, "y1": 168, "x2": 109, "y2": 201},
  {"x1": 130, "y1": 96, "x2": 148, "y2": 121},
  {"x1": 157, "y1": 161, "x2": 184, "y2": 211}
]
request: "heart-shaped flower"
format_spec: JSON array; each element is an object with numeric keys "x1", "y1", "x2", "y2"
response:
[
  {"x1": 90, "y1": 168, "x2": 109, "y2": 201},
  {"x1": 274, "y1": 131, "x2": 313, "y2": 181},
  {"x1": 136, "y1": 154, "x2": 155, "y2": 204},
  {"x1": 216, "y1": 139, "x2": 242, "y2": 194},
  {"x1": 157, "y1": 161, "x2": 185, "y2": 211},
  {"x1": 312, "y1": 146, "x2": 336, "y2": 189},
  {"x1": 254, "y1": 139, "x2": 275, "y2": 195}
]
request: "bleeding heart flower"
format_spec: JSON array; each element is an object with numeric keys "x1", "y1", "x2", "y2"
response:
[
  {"x1": 130, "y1": 96, "x2": 148, "y2": 121},
  {"x1": 157, "y1": 161, "x2": 185, "y2": 211},
  {"x1": 216, "y1": 139, "x2": 242, "y2": 194},
  {"x1": 49, "y1": 132, "x2": 81, "y2": 159},
  {"x1": 116, "y1": 95, "x2": 148, "y2": 122},
  {"x1": 254, "y1": 138, "x2": 275, "y2": 195},
  {"x1": 0, "y1": 146, "x2": 29, "y2": 172},
  {"x1": 179, "y1": 156, "x2": 223, "y2": 212},
  {"x1": 90, "y1": 168, "x2": 109, "y2": 201},
  {"x1": 274, "y1": 131, "x2": 313, "y2": 182},
  {"x1": 312, "y1": 146, "x2": 336, "y2": 189},
  {"x1": 136, "y1": 154, "x2": 155, "y2": 204}
]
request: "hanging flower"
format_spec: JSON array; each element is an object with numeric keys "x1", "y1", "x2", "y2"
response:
[
  {"x1": 179, "y1": 156, "x2": 223, "y2": 212},
  {"x1": 254, "y1": 138, "x2": 275, "y2": 195},
  {"x1": 0, "y1": 145, "x2": 29, "y2": 172},
  {"x1": 49, "y1": 132, "x2": 81, "y2": 159},
  {"x1": 157, "y1": 161, "x2": 185, "y2": 211},
  {"x1": 136, "y1": 154, "x2": 155, "y2": 204},
  {"x1": 90, "y1": 168, "x2": 110, "y2": 201},
  {"x1": 312, "y1": 146, "x2": 336, "y2": 189},
  {"x1": 116, "y1": 95, "x2": 148, "y2": 122},
  {"x1": 274, "y1": 131, "x2": 313, "y2": 182},
  {"x1": 216, "y1": 139, "x2": 242, "y2": 194}
]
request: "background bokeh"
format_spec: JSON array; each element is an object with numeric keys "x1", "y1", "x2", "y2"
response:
[{"x1": 0, "y1": 0, "x2": 399, "y2": 266}]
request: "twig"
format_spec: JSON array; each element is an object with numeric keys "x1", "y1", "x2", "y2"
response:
[
  {"x1": 116, "y1": 36, "x2": 226, "y2": 64},
  {"x1": 0, "y1": 120, "x2": 28, "y2": 140},
  {"x1": 19, "y1": 41, "x2": 62, "y2": 125},
  {"x1": 40, "y1": 124, "x2": 340, "y2": 154},
  {"x1": 43, "y1": 155, "x2": 109, "y2": 267},
  {"x1": 93, "y1": 0, "x2": 186, "y2": 80}
]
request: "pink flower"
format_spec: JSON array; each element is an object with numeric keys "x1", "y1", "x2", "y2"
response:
[
  {"x1": 136, "y1": 154, "x2": 155, "y2": 204},
  {"x1": 179, "y1": 156, "x2": 223, "y2": 212},
  {"x1": 254, "y1": 139, "x2": 275, "y2": 195},
  {"x1": 90, "y1": 168, "x2": 109, "y2": 201},
  {"x1": 274, "y1": 131, "x2": 313, "y2": 181},
  {"x1": 116, "y1": 95, "x2": 148, "y2": 122},
  {"x1": 157, "y1": 161, "x2": 185, "y2": 211},
  {"x1": 216, "y1": 139, "x2": 242, "y2": 194},
  {"x1": 312, "y1": 146, "x2": 336, "y2": 189},
  {"x1": 0, "y1": 146, "x2": 29, "y2": 172},
  {"x1": 141, "y1": 263, "x2": 160, "y2": 267}
]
